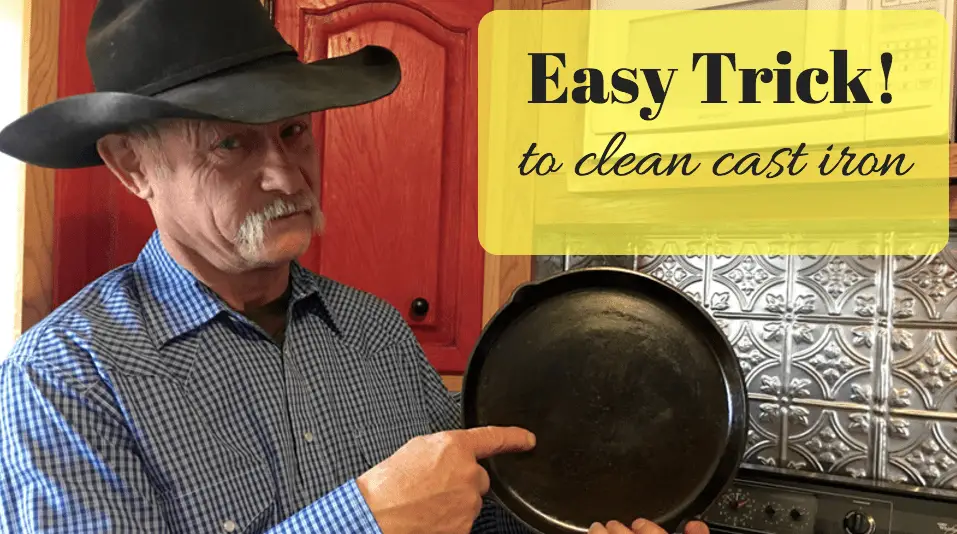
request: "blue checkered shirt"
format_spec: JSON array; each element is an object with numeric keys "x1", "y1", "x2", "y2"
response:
[{"x1": 0, "y1": 231, "x2": 534, "y2": 533}]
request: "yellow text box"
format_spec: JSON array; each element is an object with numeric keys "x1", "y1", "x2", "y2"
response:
[{"x1": 477, "y1": 9, "x2": 950, "y2": 256}]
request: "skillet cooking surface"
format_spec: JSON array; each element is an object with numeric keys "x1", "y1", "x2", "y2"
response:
[{"x1": 462, "y1": 268, "x2": 748, "y2": 533}]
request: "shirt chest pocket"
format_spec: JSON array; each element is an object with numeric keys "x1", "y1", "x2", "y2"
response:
[{"x1": 163, "y1": 462, "x2": 277, "y2": 534}]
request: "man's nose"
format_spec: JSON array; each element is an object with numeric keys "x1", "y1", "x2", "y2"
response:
[{"x1": 260, "y1": 145, "x2": 306, "y2": 195}]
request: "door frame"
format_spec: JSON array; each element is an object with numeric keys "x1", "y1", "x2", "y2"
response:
[{"x1": 16, "y1": 0, "x2": 60, "y2": 337}]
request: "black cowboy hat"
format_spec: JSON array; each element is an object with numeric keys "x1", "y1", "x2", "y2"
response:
[{"x1": 0, "y1": 0, "x2": 401, "y2": 169}]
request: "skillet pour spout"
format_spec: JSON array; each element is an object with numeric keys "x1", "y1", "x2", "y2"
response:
[{"x1": 461, "y1": 267, "x2": 749, "y2": 534}]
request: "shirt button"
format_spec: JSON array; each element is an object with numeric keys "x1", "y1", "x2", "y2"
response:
[
  {"x1": 222, "y1": 520, "x2": 237, "y2": 532},
  {"x1": 303, "y1": 431, "x2": 314, "y2": 442}
]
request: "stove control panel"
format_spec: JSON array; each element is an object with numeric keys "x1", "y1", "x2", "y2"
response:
[
  {"x1": 698, "y1": 471, "x2": 957, "y2": 534},
  {"x1": 701, "y1": 480, "x2": 822, "y2": 533},
  {"x1": 701, "y1": 479, "x2": 890, "y2": 533}
]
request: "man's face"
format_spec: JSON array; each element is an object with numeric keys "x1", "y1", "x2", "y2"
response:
[{"x1": 124, "y1": 115, "x2": 324, "y2": 270}]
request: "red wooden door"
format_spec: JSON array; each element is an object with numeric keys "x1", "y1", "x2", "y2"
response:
[
  {"x1": 52, "y1": 0, "x2": 489, "y2": 373},
  {"x1": 54, "y1": 0, "x2": 158, "y2": 307},
  {"x1": 274, "y1": 0, "x2": 490, "y2": 373}
]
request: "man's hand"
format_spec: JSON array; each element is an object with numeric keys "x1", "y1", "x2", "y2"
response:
[
  {"x1": 588, "y1": 519, "x2": 711, "y2": 534},
  {"x1": 355, "y1": 426, "x2": 536, "y2": 534}
]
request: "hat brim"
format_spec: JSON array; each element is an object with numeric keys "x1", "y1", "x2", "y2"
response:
[{"x1": 0, "y1": 45, "x2": 401, "y2": 169}]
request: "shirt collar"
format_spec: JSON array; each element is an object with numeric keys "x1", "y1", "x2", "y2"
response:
[
  {"x1": 287, "y1": 260, "x2": 342, "y2": 336},
  {"x1": 133, "y1": 231, "x2": 341, "y2": 348}
]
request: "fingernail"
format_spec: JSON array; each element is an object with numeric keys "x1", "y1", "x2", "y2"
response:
[
  {"x1": 527, "y1": 432, "x2": 536, "y2": 447},
  {"x1": 633, "y1": 518, "x2": 647, "y2": 529}
]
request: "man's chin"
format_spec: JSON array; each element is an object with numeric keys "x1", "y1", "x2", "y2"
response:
[
  {"x1": 238, "y1": 233, "x2": 314, "y2": 267},
  {"x1": 265, "y1": 236, "x2": 313, "y2": 261}
]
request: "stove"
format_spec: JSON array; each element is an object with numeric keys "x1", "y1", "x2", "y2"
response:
[{"x1": 698, "y1": 466, "x2": 957, "y2": 534}]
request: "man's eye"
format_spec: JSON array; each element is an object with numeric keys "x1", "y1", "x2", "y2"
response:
[
  {"x1": 282, "y1": 123, "x2": 306, "y2": 138},
  {"x1": 217, "y1": 137, "x2": 241, "y2": 150}
]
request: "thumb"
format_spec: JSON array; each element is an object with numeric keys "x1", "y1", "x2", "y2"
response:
[{"x1": 457, "y1": 426, "x2": 536, "y2": 460}]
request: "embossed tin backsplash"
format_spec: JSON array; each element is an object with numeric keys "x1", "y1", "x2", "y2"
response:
[{"x1": 533, "y1": 251, "x2": 957, "y2": 495}]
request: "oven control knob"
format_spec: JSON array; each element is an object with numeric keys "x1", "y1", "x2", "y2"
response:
[{"x1": 843, "y1": 511, "x2": 875, "y2": 534}]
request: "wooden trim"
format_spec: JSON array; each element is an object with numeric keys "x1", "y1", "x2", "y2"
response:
[
  {"x1": 494, "y1": 0, "x2": 543, "y2": 8},
  {"x1": 482, "y1": 255, "x2": 533, "y2": 324},
  {"x1": 950, "y1": 143, "x2": 957, "y2": 178},
  {"x1": 442, "y1": 374, "x2": 463, "y2": 392},
  {"x1": 475, "y1": 0, "x2": 581, "y2": 327},
  {"x1": 544, "y1": 0, "x2": 590, "y2": 8},
  {"x1": 479, "y1": 0, "x2": 541, "y2": 326},
  {"x1": 952, "y1": 183, "x2": 957, "y2": 219},
  {"x1": 16, "y1": 0, "x2": 59, "y2": 337}
]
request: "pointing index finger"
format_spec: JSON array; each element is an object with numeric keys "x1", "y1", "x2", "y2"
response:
[{"x1": 457, "y1": 426, "x2": 537, "y2": 459}]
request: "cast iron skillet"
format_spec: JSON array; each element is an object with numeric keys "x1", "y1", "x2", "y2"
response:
[{"x1": 461, "y1": 267, "x2": 748, "y2": 534}]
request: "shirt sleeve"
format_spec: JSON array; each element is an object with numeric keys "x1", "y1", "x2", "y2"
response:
[
  {"x1": 0, "y1": 358, "x2": 172, "y2": 533},
  {"x1": 268, "y1": 479, "x2": 382, "y2": 533},
  {"x1": 0, "y1": 357, "x2": 383, "y2": 534}
]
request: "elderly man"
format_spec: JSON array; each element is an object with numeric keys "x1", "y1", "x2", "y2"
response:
[{"x1": 0, "y1": 1, "x2": 711, "y2": 533}]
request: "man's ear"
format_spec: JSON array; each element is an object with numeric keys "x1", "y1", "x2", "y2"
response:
[{"x1": 96, "y1": 134, "x2": 154, "y2": 200}]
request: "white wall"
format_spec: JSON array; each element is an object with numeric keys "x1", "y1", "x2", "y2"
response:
[{"x1": 0, "y1": 0, "x2": 27, "y2": 359}]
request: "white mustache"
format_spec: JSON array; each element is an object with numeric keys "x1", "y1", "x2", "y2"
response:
[
  {"x1": 235, "y1": 194, "x2": 324, "y2": 256},
  {"x1": 258, "y1": 195, "x2": 314, "y2": 221}
]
